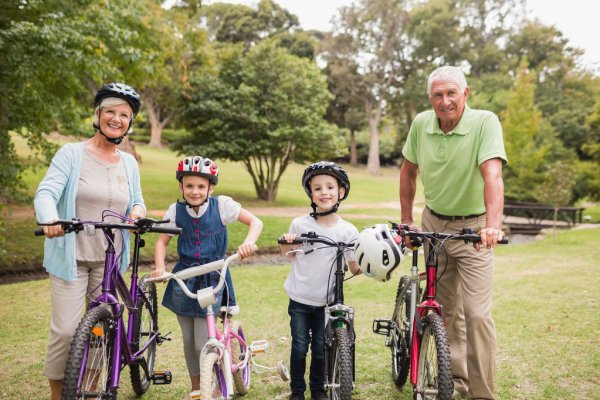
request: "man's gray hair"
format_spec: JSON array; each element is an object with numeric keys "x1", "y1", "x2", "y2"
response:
[{"x1": 427, "y1": 66, "x2": 468, "y2": 96}]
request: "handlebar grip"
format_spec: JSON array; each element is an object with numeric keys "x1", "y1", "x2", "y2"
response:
[
  {"x1": 34, "y1": 229, "x2": 45, "y2": 236},
  {"x1": 278, "y1": 239, "x2": 304, "y2": 245},
  {"x1": 148, "y1": 226, "x2": 182, "y2": 235}
]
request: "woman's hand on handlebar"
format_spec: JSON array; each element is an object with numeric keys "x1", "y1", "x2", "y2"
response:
[
  {"x1": 42, "y1": 220, "x2": 65, "y2": 239},
  {"x1": 128, "y1": 204, "x2": 146, "y2": 220}
]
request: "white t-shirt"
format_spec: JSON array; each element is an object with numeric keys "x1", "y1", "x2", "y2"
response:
[
  {"x1": 161, "y1": 195, "x2": 241, "y2": 233},
  {"x1": 284, "y1": 214, "x2": 359, "y2": 307}
]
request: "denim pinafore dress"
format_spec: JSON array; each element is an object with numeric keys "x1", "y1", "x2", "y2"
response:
[{"x1": 162, "y1": 198, "x2": 237, "y2": 317}]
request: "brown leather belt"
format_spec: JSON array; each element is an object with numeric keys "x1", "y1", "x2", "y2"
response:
[{"x1": 427, "y1": 206, "x2": 485, "y2": 221}]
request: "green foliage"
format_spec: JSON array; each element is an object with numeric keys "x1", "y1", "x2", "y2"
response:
[{"x1": 176, "y1": 41, "x2": 343, "y2": 201}]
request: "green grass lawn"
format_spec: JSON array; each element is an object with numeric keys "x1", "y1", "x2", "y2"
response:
[{"x1": 1, "y1": 227, "x2": 599, "y2": 399}]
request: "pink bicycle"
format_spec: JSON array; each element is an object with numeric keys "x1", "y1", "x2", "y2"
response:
[{"x1": 150, "y1": 247, "x2": 288, "y2": 399}]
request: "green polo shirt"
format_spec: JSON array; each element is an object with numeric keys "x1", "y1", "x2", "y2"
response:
[{"x1": 402, "y1": 106, "x2": 507, "y2": 216}]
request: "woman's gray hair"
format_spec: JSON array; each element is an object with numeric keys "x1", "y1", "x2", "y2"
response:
[{"x1": 427, "y1": 66, "x2": 468, "y2": 96}]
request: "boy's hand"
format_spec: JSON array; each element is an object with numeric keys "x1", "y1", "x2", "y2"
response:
[
  {"x1": 279, "y1": 233, "x2": 297, "y2": 243},
  {"x1": 238, "y1": 243, "x2": 257, "y2": 259}
]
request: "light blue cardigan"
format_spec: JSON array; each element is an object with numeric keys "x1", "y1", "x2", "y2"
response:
[{"x1": 34, "y1": 142, "x2": 145, "y2": 281}]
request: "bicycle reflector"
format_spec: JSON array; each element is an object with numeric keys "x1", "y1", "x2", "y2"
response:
[{"x1": 355, "y1": 224, "x2": 404, "y2": 282}]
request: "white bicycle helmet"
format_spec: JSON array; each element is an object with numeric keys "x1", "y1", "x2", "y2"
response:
[{"x1": 355, "y1": 224, "x2": 404, "y2": 282}]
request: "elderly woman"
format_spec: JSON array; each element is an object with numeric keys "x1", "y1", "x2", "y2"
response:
[{"x1": 34, "y1": 82, "x2": 146, "y2": 400}]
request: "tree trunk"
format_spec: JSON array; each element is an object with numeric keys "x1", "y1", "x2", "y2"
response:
[
  {"x1": 366, "y1": 106, "x2": 382, "y2": 176},
  {"x1": 350, "y1": 129, "x2": 358, "y2": 166},
  {"x1": 146, "y1": 96, "x2": 171, "y2": 148},
  {"x1": 118, "y1": 136, "x2": 141, "y2": 162}
]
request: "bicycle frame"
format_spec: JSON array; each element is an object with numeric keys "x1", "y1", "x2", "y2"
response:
[
  {"x1": 150, "y1": 253, "x2": 254, "y2": 399},
  {"x1": 324, "y1": 246, "x2": 356, "y2": 381},
  {"x1": 85, "y1": 227, "x2": 160, "y2": 391},
  {"x1": 406, "y1": 238, "x2": 444, "y2": 386}
]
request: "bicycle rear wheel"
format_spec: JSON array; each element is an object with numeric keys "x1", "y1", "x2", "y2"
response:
[
  {"x1": 229, "y1": 320, "x2": 251, "y2": 394},
  {"x1": 391, "y1": 275, "x2": 411, "y2": 388},
  {"x1": 327, "y1": 327, "x2": 353, "y2": 400},
  {"x1": 414, "y1": 313, "x2": 453, "y2": 400},
  {"x1": 199, "y1": 351, "x2": 228, "y2": 399},
  {"x1": 63, "y1": 306, "x2": 117, "y2": 400},
  {"x1": 130, "y1": 276, "x2": 158, "y2": 395}
]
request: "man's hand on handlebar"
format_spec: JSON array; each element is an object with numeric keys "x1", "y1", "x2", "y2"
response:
[{"x1": 477, "y1": 227, "x2": 505, "y2": 250}]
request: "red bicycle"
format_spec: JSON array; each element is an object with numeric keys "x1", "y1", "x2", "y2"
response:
[{"x1": 373, "y1": 224, "x2": 507, "y2": 400}]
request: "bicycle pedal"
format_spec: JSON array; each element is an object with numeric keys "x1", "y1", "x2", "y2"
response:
[
  {"x1": 151, "y1": 370, "x2": 172, "y2": 385},
  {"x1": 372, "y1": 319, "x2": 393, "y2": 336},
  {"x1": 250, "y1": 339, "x2": 269, "y2": 354},
  {"x1": 157, "y1": 331, "x2": 172, "y2": 345}
]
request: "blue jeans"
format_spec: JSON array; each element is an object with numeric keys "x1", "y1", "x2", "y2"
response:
[{"x1": 288, "y1": 299, "x2": 325, "y2": 394}]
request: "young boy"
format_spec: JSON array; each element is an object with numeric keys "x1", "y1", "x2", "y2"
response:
[
  {"x1": 153, "y1": 156, "x2": 262, "y2": 400},
  {"x1": 279, "y1": 161, "x2": 360, "y2": 400}
]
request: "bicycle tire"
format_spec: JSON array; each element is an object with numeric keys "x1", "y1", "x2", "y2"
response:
[
  {"x1": 414, "y1": 313, "x2": 453, "y2": 400},
  {"x1": 391, "y1": 275, "x2": 411, "y2": 389},
  {"x1": 327, "y1": 327, "x2": 353, "y2": 400},
  {"x1": 229, "y1": 320, "x2": 251, "y2": 394},
  {"x1": 130, "y1": 276, "x2": 158, "y2": 395},
  {"x1": 199, "y1": 351, "x2": 228, "y2": 399},
  {"x1": 62, "y1": 307, "x2": 117, "y2": 400}
]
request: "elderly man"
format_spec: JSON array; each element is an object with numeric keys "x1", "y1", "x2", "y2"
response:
[{"x1": 400, "y1": 66, "x2": 507, "y2": 400}]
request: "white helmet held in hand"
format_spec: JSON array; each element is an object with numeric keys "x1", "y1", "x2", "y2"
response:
[{"x1": 355, "y1": 224, "x2": 404, "y2": 282}]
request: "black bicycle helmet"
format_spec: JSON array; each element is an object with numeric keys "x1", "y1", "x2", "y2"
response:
[
  {"x1": 94, "y1": 82, "x2": 141, "y2": 116},
  {"x1": 302, "y1": 161, "x2": 350, "y2": 201}
]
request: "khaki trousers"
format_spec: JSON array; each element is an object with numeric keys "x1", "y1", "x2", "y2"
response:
[
  {"x1": 422, "y1": 207, "x2": 496, "y2": 400},
  {"x1": 44, "y1": 261, "x2": 104, "y2": 380}
]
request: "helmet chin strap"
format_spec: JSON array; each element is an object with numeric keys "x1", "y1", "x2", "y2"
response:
[{"x1": 310, "y1": 202, "x2": 340, "y2": 219}]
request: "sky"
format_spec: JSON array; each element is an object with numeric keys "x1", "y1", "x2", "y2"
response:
[{"x1": 206, "y1": 0, "x2": 600, "y2": 70}]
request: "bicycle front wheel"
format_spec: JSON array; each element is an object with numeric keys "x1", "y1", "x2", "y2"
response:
[
  {"x1": 130, "y1": 276, "x2": 158, "y2": 395},
  {"x1": 63, "y1": 307, "x2": 117, "y2": 400},
  {"x1": 327, "y1": 327, "x2": 353, "y2": 400},
  {"x1": 414, "y1": 313, "x2": 453, "y2": 400},
  {"x1": 199, "y1": 351, "x2": 228, "y2": 399},
  {"x1": 391, "y1": 275, "x2": 411, "y2": 389},
  {"x1": 229, "y1": 320, "x2": 251, "y2": 394}
]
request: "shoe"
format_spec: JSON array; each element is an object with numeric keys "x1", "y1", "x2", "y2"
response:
[
  {"x1": 310, "y1": 388, "x2": 328, "y2": 400},
  {"x1": 289, "y1": 392, "x2": 305, "y2": 400}
]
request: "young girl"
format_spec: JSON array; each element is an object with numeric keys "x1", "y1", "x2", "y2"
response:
[{"x1": 153, "y1": 156, "x2": 262, "y2": 400}]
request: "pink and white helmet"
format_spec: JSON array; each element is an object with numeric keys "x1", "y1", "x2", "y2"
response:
[{"x1": 176, "y1": 156, "x2": 219, "y2": 185}]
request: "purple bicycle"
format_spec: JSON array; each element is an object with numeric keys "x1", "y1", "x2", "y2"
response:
[{"x1": 36, "y1": 212, "x2": 181, "y2": 400}]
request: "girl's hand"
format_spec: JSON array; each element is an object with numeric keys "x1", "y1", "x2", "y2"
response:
[{"x1": 238, "y1": 243, "x2": 257, "y2": 259}]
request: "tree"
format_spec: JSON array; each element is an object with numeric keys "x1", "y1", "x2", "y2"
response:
[
  {"x1": 535, "y1": 161, "x2": 577, "y2": 238},
  {"x1": 176, "y1": 41, "x2": 344, "y2": 201},
  {"x1": 331, "y1": 0, "x2": 411, "y2": 175},
  {"x1": 501, "y1": 59, "x2": 548, "y2": 201},
  {"x1": 320, "y1": 32, "x2": 367, "y2": 166}
]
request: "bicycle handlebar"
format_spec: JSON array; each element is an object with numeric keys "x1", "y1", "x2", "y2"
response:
[
  {"x1": 35, "y1": 217, "x2": 182, "y2": 236},
  {"x1": 147, "y1": 245, "x2": 258, "y2": 309},
  {"x1": 277, "y1": 232, "x2": 355, "y2": 248},
  {"x1": 391, "y1": 223, "x2": 509, "y2": 245}
]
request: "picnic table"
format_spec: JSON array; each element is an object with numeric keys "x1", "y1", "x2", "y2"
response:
[{"x1": 503, "y1": 200, "x2": 585, "y2": 227}]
